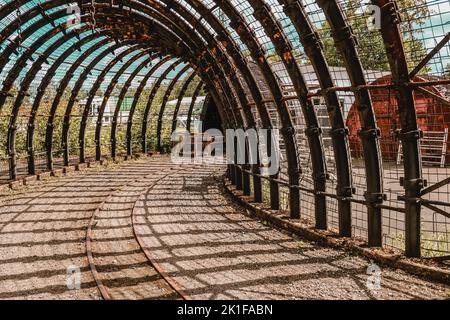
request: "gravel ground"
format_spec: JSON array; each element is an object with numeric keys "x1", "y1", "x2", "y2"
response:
[
  {"x1": 0, "y1": 156, "x2": 448, "y2": 300},
  {"x1": 133, "y1": 165, "x2": 450, "y2": 300},
  {"x1": 0, "y1": 158, "x2": 170, "y2": 299}
]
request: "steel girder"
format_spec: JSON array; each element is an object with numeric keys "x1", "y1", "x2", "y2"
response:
[
  {"x1": 317, "y1": 0, "x2": 384, "y2": 242},
  {"x1": 171, "y1": 72, "x2": 198, "y2": 135},
  {"x1": 249, "y1": 0, "x2": 328, "y2": 228},
  {"x1": 110, "y1": 55, "x2": 158, "y2": 159},
  {"x1": 141, "y1": 59, "x2": 183, "y2": 153},
  {"x1": 155, "y1": 65, "x2": 191, "y2": 152},
  {"x1": 92, "y1": 48, "x2": 153, "y2": 161},
  {"x1": 186, "y1": 81, "x2": 204, "y2": 133},
  {"x1": 211, "y1": 0, "x2": 301, "y2": 216},
  {"x1": 8, "y1": 24, "x2": 96, "y2": 178},
  {"x1": 46, "y1": 38, "x2": 116, "y2": 169},
  {"x1": 281, "y1": 0, "x2": 353, "y2": 236},
  {"x1": 372, "y1": 0, "x2": 424, "y2": 257},
  {"x1": 28, "y1": 31, "x2": 116, "y2": 174},
  {"x1": 126, "y1": 56, "x2": 172, "y2": 156}
]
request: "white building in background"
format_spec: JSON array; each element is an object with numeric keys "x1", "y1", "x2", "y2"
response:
[
  {"x1": 79, "y1": 96, "x2": 133, "y2": 125},
  {"x1": 166, "y1": 96, "x2": 206, "y2": 133}
]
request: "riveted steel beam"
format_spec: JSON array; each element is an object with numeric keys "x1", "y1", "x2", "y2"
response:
[
  {"x1": 8, "y1": 26, "x2": 96, "y2": 179},
  {"x1": 110, "y1": 54, "x2": 159, "y2": 160},
  {"x1": 0, "y1": 11, "x2": 74, "y2": 112},
  {"x1": 156, "y1": 65, "x2": 192, "y2": 152},
  {"x1": 187, "y1": 0, "x2": 277, "y2": 201},
  {"x1": 212, "y1": 0, "x2": 301, "y2": 217},
  {"x1": 28, "y1": 31, "x2": 115, "y2": 174},
  {"x1": 372, "y1": 0, "x2": 423, "y2": 257},
  {"x1": 141, "y1": 59, "x2": 183, "y2": 153},
  {"x1": 171, "y1": 72, "x2": 198, "y2": 135},
  {"x1": 126, "y1": 56, "x2": 172, "y2": 156},
  {"x1": 46, "y1": 38, "x2": 115, "y2": 170},
  {"x1": 95, "y1": 1, "x2": 239, "y2": 129},
  {"x1": 250, "y1": 1, "x2": 328, "y2": 228},
  {"x1": 317, "y1": 0, "x2": 384, "y2": 243},
  {"x1": 6, "y1": 24, "x2": 94, "y2": 179},
  {"x1": 8, "y1": 0, "x2": 237, "y2": 139},
  {"x1": 79, "y1": 44, "x2": 145, "y2": 162},
  {"x1": 281, "y1": 0, "x2": 353, "y2": 234},
  {"x1": 61, "y1": 40, "x2": 136, "y2": 166},
  {"x1": 93, "y1": 49, "x2": 153, "y2": 161},
  {"x1": 186, "y1": 81, "x2": 204, "y2": 133}
]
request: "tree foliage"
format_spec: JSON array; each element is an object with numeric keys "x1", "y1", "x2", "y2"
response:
[{"x1": 319, "y1": 0, "x2": 431, "y2": 72}]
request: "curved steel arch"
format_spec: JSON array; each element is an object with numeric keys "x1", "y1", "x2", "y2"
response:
[
  {"x1": 249, "y1": 1, "x2": 328, "y2": 227},
  {"x1": 93, "y1": 49, "x2": 153, "y2": 161},
  {"x1": 141, "y1": 59, "x2": 183, "y2": 153},
  {"x1": 30, "y1": 32, "x2": 116, "y2": 173},
  {"x1": 317, "y1": 0, "x2": 384, "y2": 244},
  {"x1": 171, "y1": 72, "x2": 198, "y2": 135},
  {"x1": 0, "y1": 0, "x2": 446, "y2": 258},
  {"x1": 155, "y1": 64, "x2": 191, "y2": 152},
  {"x1": 45, "y1": 37, "x2": 116, "y2": 169},
  {"x1": 61, "y1": 40, "x2": 137, "y2": 165},
  {"x1": 373, "y1": 0, "x2": 424, "y2": 257},
  {"x1": 110, "y1": 54, "x2": 157, "y2": 159},
  {"x1": 125, "y1": 56, "x2": 173, "y2": 156},
  {"x1": 95, "y1": 1, "x2": 239, "y2": 127},
  {"x1": 186, "y1": 81, "x2": 204, "y2": 133},
  {"x1": 209, "y1": 0, "x2": 301, "y2": 216},
  {"x1": 78, "y1": 44, "x2": 146, "y2": 162},
  {"x1": 3, "y1": 0, "x2": 241, "y2": 139},
  {"x1": 93, "y1": 0, "x2": 243, "y2": 130},
  {"x1": 7, "y1": 24, "x2": 96, "y2": 179},
  {"x1": 280, "y1": 0, "x2": 354, "y2": 236}
]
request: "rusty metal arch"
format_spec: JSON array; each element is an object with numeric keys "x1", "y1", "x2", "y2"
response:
[
  {"x1": 102, "y1": 0, "x2": 248, "y2": 130},
  {"x1": 186, "y1": 81, "x2": 205, "y2": 133},
  {"x1": 110, "y1": 54, "x2": 158, "y2": 159},
  {"x1": 28, "y1": 31, "x2": 116, "y2": 174},
  {"x1": 248, "y1": 1, "x2": 328, "y2": 228},
  {"x1": 4, "y1": 24, "x2": 96, "y2": 179},
  {"x1": 171, "y1": 72, "x2": 198, "y2": 136},
  {"x1": 45, "y1": 38, "x2": 116, "y2": 169},
  {"x1": 61, "y1": 40, "x2": 137, "y2": 165},
  {"x1": 141, "y1": 59, "x2": 183, "y2": 153},
  {"x1": 373, "y1": 0, "x2": 424, "y2": 257},
  {"x1": 2, "y1": 0, "x2": 243, "y2": 162},
  {"x1": 155, "y1": 65, "x2": 192, "y2": 152},
  {"x1": 6, "y1": 24, "x2": 109, "y2": 179},
  {"x1": 126, "y1": 56, "x2": 173, "y2": 156},
  {"x1": 97, "y1": 1, "x2": 240, "y2": 128},
  {"x1": 0, "y1": 10, "x2": 74, "y2": 112},
  {"x1": 79, "y1": 44, "x2": 146, "y2": 162},
  {"x1": 317, "y1": 0, "x2": 384, "y2": 244},
  {"x1": 280, "y1": 0, "x2": 354, "y2": 237},
  {"x1": 182, "y1": 0, "x2": 275, "y2": 201},
  {"x1": 0, "y1": 0, "x2": 447, "y2": 259},
  {"x1": 99, "y1": 2, "x2": 240, "y2": 130},
  {"x1": 93, "y1": 49, "x2": 153, "y2": 161},
  {"x1": 94, "y1": 1, "x2": 242, "y2": 131},
  {"x1": 143, "y1": 0, "x2": 273, "y2": 199},
  {"x1": 206, "y1": 0, "x2": 301, "y2": 217}
]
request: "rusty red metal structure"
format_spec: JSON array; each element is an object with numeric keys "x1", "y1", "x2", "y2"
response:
[{"x1": 0, "y1": 0, "x2": 449, "y2": 259}]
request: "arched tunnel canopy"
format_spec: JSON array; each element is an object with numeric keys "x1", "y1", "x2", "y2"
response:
[{"x1": 0, "y1": 0, "x2": 449, "y2": 260}]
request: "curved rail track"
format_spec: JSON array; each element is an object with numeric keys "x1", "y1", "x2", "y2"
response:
[
  {"x1": 86, "y1": 159, "x2": 224, "y2": 300},
  {"x1": 86, "y1": 165, "x2": 185, "y2": 299},
  {"x1": 0, "y1": 157, "x2": 448, "y2": 300}
]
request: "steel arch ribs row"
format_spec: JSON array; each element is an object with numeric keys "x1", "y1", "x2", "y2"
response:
[{"x1": 0, "y1": 0, "x2": 428, "y2": 257}]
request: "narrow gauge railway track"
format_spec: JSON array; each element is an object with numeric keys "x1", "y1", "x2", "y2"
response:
[{"x1": 86, "y1": 160, "x2": 224, "y2": 300}]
